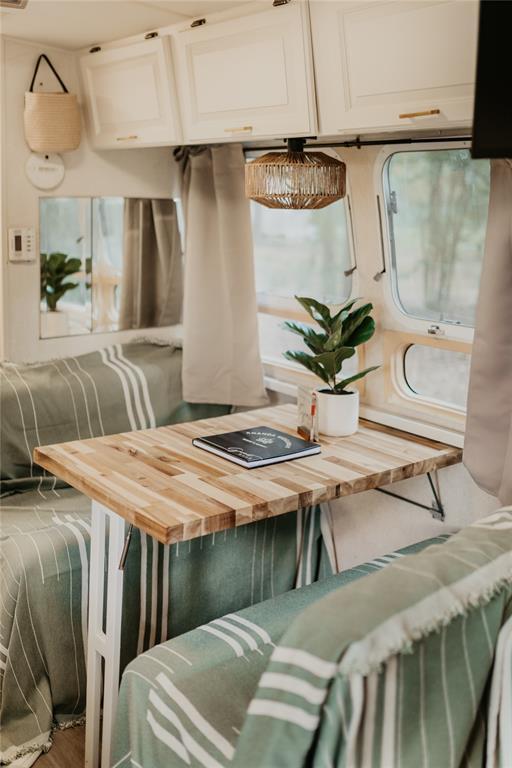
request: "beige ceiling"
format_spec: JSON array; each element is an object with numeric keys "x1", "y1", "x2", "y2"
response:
[
  {"x1": 147, "y1": 1, "x2": 244, "y2": 15},
  {"x1": 0, "y1": 0, "x2": 245, "y2": 50}
]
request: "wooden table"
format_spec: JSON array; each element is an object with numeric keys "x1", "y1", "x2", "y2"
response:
[{"x1": 34, "y1": 404, "x2": 462, "y2": 768}]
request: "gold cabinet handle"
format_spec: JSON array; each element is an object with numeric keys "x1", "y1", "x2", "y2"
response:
[
  {"x1": 224, "y1": 125, "x2": 253, "y2": 133},
  {"x1": 116, "y1": 134, "x2": 139, "y2": 141},
  {"x1": 399, "y1": 109, "x2": 441, "y2": 119}
]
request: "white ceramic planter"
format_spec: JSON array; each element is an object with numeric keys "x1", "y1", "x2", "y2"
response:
[{"x1": 316, "y1": 389, "x2": 359, "y2": 437}]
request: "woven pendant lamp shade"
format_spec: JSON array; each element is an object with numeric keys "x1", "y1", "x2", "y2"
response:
[{"x1": 245, "y1": 138, "x2": 346, "y2": 210}]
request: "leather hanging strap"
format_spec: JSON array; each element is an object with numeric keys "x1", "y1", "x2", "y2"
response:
[{"x1": 29, "y1": 54, "x2": 69, "y2": 93}]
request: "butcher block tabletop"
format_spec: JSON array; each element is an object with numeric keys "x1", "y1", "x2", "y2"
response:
[{"x1": 34, "y1": 404, "x2": 462, "y2": 545}]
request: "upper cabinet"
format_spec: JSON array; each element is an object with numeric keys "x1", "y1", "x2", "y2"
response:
[
  {"x1": 173, "y1": 0, "x2": 317, "y2": 143},
  {"x1": 310, "y1": 0, "x2": 479, "y2": 135},
  {"x1": 80, "y1": 37, "x2": 182, "y2": 149},
  {"x1": 78, "y1": 0, "x2": 480, "y2": 150}
]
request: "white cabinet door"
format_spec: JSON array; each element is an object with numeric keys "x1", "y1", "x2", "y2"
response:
[
  {"x1": 80, "y1": 37, "x2": 181, "y2": 149},
  {"x1": 174, "y1": 0, "x2": 316, "y2": 143},
  {"x1": 311, "y1": 0, "x2": 479, "y2": 135}
]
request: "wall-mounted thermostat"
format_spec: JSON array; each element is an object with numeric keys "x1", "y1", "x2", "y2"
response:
[{"x1": 9, "y1": 227, "x2": 37, "y2": 262}]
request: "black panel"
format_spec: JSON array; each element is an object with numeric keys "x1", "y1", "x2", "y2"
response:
[{"x1": 472, "y1": 1, "x2": 512, "y2": 159}]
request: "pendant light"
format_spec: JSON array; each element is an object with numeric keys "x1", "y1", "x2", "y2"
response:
[{"x1": 245, "y1": 138, "x2": 346, "y2": 210}]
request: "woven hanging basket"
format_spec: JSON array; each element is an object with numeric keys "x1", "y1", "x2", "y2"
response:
[
  {"x1": 24, "y1": 54, "x2": 81, "y2": 154},
  {"x1": 25, "y1": 92, "x2": 81, "y2": 153},
  {"x1": 245, "y1": 142, "x2": 346, "y2": 210}
]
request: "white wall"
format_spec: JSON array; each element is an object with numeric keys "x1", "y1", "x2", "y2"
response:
[
  {"x1": 330, "y1": 463, "x2": 497, "y2": 570},
  {"x1": 0, "y1": 36, "x2": 180, "y2": 363}
]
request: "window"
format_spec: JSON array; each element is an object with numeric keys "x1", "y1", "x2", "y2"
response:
[
  {"x1": 257, "y1": 312, "x2": 359, "y2": 381},
  {"x1": 383, "y1": 148, "x2": 490, "y2": 327},
  {"x1": 91, "y1": 197, "x2": 124, "y2": 276},
  {"x1": 251, "y1": 199, "x2": 353, "y2": 307},
  {"x1": 251, "y1": 197, "x2": 354, "y2": 369},
  {"x1": 403, "y1": 345, "x2": 471, "y2": 410},
  {"x1": 40, "y1": 197, "x2": 124, "y2": 338}
]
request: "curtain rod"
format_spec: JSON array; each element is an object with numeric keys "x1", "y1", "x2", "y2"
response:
[{"x1": 244, "y1": 135, "x2": 472, "y2": 152}]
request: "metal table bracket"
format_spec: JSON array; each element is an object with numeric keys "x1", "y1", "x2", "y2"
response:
[
  {"x1": 376, "y1": 471, "x2": 445, "y2": 521},
  {"x1": 118, "y1": 523, "x2": 134, "y2": 570}
]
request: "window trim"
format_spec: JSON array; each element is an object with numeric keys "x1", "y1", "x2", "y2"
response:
[{"x1": 374, "y1": 140, "x2": 479, "y2": 345}]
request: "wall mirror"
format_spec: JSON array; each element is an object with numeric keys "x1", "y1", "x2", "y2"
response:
[{"x1": 39, "y1": 196, "x2": 183, "y2": 338}]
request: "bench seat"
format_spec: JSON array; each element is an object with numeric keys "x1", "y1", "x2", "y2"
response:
[
  {"x1": 0, "y1": 342, "x2": 336, "y2": 765},
  {"x1": 111, "y1": 534, "x2": 450, "y2": 768},
  {"x1": 0, "y1": 489, "x2": 335, "y2": 765}
]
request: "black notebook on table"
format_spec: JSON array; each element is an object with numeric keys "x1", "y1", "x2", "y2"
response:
[{"x1": 192, "y1": 426, "x2": 321, "y2": 468}]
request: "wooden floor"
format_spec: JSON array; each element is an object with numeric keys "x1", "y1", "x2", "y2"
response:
[{"x1": 37, "y1": 726, "x2": 84, "y2": 768}]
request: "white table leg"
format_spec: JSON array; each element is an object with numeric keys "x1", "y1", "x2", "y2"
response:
[{"x1": 85, "y1": 501, "x2": 126, "y2": 768}]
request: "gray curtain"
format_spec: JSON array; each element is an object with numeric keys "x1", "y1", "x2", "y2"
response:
[
  {"x1": 464, "y1": 160, "x2": 512, "y2": 502},
  {"x1": 119, "y1": 198, "x2": 183, "y2": 330},
  {"x1": 179, "y1": 143, "x2": 267, "y2": 407}
]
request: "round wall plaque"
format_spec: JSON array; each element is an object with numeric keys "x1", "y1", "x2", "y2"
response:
[{"x1": 25, "y1": 152, "x2": 65, "y2": 190}]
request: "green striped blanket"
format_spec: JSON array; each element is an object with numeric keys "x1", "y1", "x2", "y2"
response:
[
  {"x1": 234, "y1": 510, "x2": 512, "y2": 768},
  {"x1": 0, "y1": 342, "x2": 337, "y2": 764},
  {"x1": 0, "y1": 494, "x2": 333, "y2": 765},
  {"x1": 111, "y1": 535, "x2": 450, "y2": 768},
  {"x1": 0, "y1": 342, "x2": 184, "y2": 496}
]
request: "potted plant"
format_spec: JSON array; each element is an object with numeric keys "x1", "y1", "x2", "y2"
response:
[
  {"x1": 284, "y1": 296, "x2": 379, "y2": 437},
  {"x1": 40, "y1": 252, "x2": 82, "y2": 337}
]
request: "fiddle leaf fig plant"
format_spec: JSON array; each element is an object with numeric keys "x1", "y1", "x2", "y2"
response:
[
  {"x1": 284, "y1": 296, "x2": 379, "y2": 393},
  {"x1": 40, "y1": 252, "x2": 82, "y2": 312}
]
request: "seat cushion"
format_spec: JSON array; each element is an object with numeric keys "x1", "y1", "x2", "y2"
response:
[
  {"x1": 0, "y1": 488, "x2": 332, "y2": 764},
  {"x1": 111, "y1": 534, "x2": 450, "y2": 768},
  {"x1": 0, "y1": 488, "x2": 91, "y2": 763},
  {"x1": 233, "y1": 513, "x2": 512, "y2": 768}
]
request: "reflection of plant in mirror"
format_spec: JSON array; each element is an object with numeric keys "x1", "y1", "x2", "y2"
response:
[
  {"x1": 284, "y1": 296, "x2": 379, "y2": 393},
  {"x1": 40, "y1": 252, "x2": 82, "y2": 312}
]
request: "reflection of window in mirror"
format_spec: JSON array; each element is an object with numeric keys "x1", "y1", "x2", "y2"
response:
[
  {"x1": 39, "y1": 197, "x2": 183, "y2": 339},
  {"x1": 91, "y1": 197, "x2": 124, "y2": 333},
  {"x1": 40, "y1": 197, "x2": 92, "y2": 338}
]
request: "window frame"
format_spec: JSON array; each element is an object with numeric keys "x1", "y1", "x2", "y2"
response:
[
  {"x1": 375, "y1": 140, "x2": 480, "y2": 346},
  {"x1": 402, "y1": 343, "x2": 471, "y2": 413},
  {"x1": 380, "y1": 330, "x2": 471, "y2": 425},
  {"x1": 359, "y1": 140, "x2": 491, "y2": 431}
]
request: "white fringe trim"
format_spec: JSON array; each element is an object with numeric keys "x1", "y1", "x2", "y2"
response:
[
  {"x1": 54, "y1": 715, "x2": 86, "y2": 732},
  {"x1": 0, "y1": 733, "x2": 51, "y2": 765},
  {"x1": 0, "y1": 715, "x2": 85, "y2": 765},
  {"x1": 339, "y1": 550, "x2": 512, "y2": 676}
]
